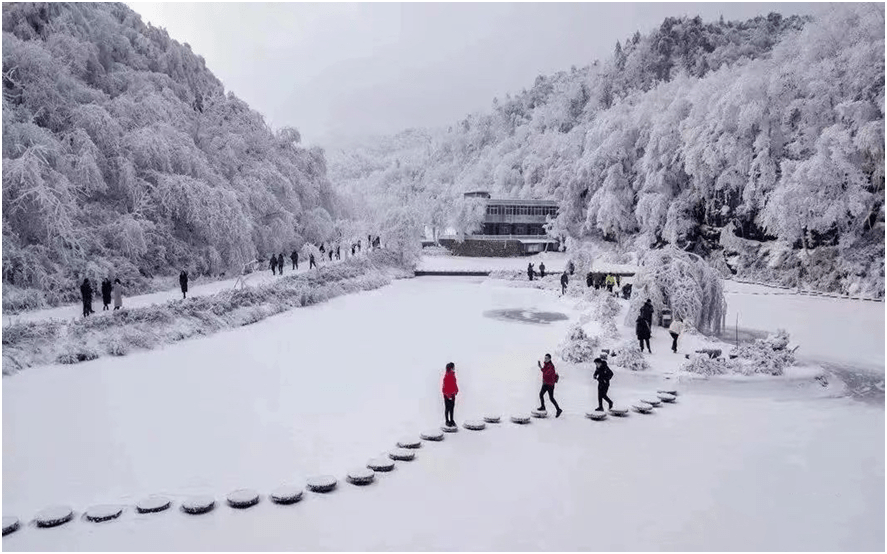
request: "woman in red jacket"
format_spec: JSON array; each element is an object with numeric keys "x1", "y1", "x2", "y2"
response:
[
  {"x1": 538, "y1": 353, "x2": 562, "y2": 417},
  {"x1": 442, "y1": 362, "x2": 459, "y2": 427}
]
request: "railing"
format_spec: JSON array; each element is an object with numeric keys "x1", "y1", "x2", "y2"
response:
[{"x1": 442, "y1": 234, "x2": 558, "y2": 241}]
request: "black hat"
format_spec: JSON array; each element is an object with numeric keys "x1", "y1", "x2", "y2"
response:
[{"x1": 593, "y1": 358, "x2": 602, "y2": 364}]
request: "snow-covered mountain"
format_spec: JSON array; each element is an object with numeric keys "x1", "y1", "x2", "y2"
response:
[
  {"x1": 2, "y1": 3, "x2": 342, "y2": 309},
  {"x1": 328, "y1": 6, "x2": 885, "y2": 297}
]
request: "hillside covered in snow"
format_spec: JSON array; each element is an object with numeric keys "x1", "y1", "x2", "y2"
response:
[
  {"x1": 328, "y1": 6, "x2": 885, "y2": 297},
  {"x1": 2, "y1": 3, "x2": 344, "y2": 310}
]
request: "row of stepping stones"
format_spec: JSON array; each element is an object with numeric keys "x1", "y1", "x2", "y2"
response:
[{"x1": 2, "y1": 389, "x2": 678, "y2": 538}]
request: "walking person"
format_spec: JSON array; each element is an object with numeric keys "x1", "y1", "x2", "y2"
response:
[
  {"x1": 669, "y1": 317, "x2": 686, "y2": 353},
  {"x1": 101, "y1": 278, "x2": 112, "y2": 311},
  {"x1": 309, "y1": 253, "x2": 317, "y2": 269},
  {"x1": 351, "y1": 244, "x2": 356, "y2": 257},
  {"x1": 336, "y1": 246, "x2": 341, "y2": 260},
  {"x1": 537, "y1": 353, "x2": 562, "y2": 417},
  {"x1": 442, "y1": 362, "x2": 459, "y2": 428},
  {"x1": 270, "y1": 254, "x2": 278, "y2": 275},
  {"x1": 560, "y1": 272, "x2": 569, "y2": 295},
  {"x1": 112, "y1": 278, "x2": 124, "y2": 310},
  {"x1": 319, "y1": 244, "x2": 325, "y2": 255},
  {"x1": 640, "y1": 299, "x2": 654, "y2": 329},
  {"x1": 80, "y1": 278, "x2": 93, "y2": 317},
  {"x1": 605, "y1": 274, "x2": 616, "y2": 293},
  {"x1": 291, "y1": 250, "x2": 298, "y2": 270},
  {"x1": 358, "y1": 240, "x2": 361, "y2": 253},
  {"x1": 539, "y1": 262, "x2": 546, "y2": 278},
  {"x1": 586, "y1": 272, "x2": 593, "y2": 288},
  {"x1": 593, "y1": 358, "x2": 614, "y2": 411},
  {"x1": 179, "y1": 270, "x2": 188, "y2": 299},
  {"x1": 527, "y1": 263, "x2": 534, "y2": 281},
  {"x1": 636, "y1": 315, "x2": 652, "y2": 353},
  {"x1": 278, "y1": 253, "x2": 285, "y2": 275},
  {"x1": 568, "y1": 261, "x2": 575, "y2": 275},
  {"x1": 328, "y1": 249, "x2": 333, "y2": 261}
]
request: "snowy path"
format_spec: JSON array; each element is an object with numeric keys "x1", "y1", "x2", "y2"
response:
[{"x1": 2, "y1": 256, "x2": 354, "y2": 325}]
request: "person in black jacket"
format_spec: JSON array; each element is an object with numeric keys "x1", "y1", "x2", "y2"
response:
[
  {"x1": 336, "y1": 246, "x2": 341, "y2": 260},
  {"x1": 593, "y1": 358, "x2": 614, "y2": 411},
  {"x1": 80, "y1": 278, "x2": 94, "y2": 317},
  {"x1": 636, "y1": 315, "x2": 652, "y2": 353},
  {"x1": 586, "y1": 272, "x2": 593, "y2": 288},
  {"x1": 278, "y1": 253, "x2": 285, "y2": 275},
  {"x1": 309, "y1": 253, "x2": 316, "y2": 269},
  {"x1": 328, "y1": 249, "x2": 333, "y2": 261},
  {"x1": 319, "y1": 244, "x2": 325, "y2": 254},
  {"x1": 179, "y1": 270, "x2": 188, "y2": 299},
  {"x1": 568, "y1": 261, "x2": 575, "y2": 275},
  {"x1": 270, "y1": 254, "x2": 278, "y2": 275},
  {"x1": 539, "y1": 262, "x2": 546, "y2": 278},
  {"x1": 527, "y1": 263, "x2": 534, "y2": 281},
  {"x1": 101, "y1": 278, "x2": 112, "y2": 311},
  {"x1": 291, "y1": 250, "x2": 298, "y2": 270},
  {"x1": 560, "y1": 272, "x2": 568, "y2": 295},
  {"x1": 640, "y1": 299, "x2": 654, "y2": 329}
]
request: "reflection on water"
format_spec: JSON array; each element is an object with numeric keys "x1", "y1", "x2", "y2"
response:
[{"x1": 483, "y1": 309, "x2": 569, "y2": 325}]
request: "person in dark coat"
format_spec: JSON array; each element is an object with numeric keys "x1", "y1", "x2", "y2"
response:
[
  {"x1": 593, "y1": 358, "x2": 614, "y2": 411},
  {"x1": 560, "y1": 272, "x2": 569, "y2": 295},
  {"x1": 278, "y1": 253, "x2": 285, "y2": 275},
  {"x1": 640, "y1": 299, "x2": 654, "y2": 329},
  {"x1": 309, "y1": 253, "x2": 316, "y2": 269},
  {"x1": 270, "y1": 254, "x2": 278, "y2": 275},
  {"x1": 527, "y1": 263, "x2": 534, "y2": 281},
  {"x1": 291, "y1": 250, "x2": 298, "y2": 270},
  {"x1": 636, "y1": 315, "x2": 652, "y2": 353},
  {"x1": 101, "y1": 278, "x2": 112, "y2": 311},
  {"x1": 80, "y1": 278, "x2": 94, "y2": 317},
  {"x1": 179, "y1": 270, "x2": 188, "y2": 299},
  {"x1": 328, "y1": 249, "x2": 333, "y2": 261},
  {"x1": 622, "y1": 283, "x2": 633, "y2": 300},
  {"x1": 351, "y1": 244, "x2": 356, "y2": 256},
  {"x1": 586, "y1": 272, "x2": 593, "y2": 288},
  {"x1": 336, "y1": 246, "x2": 341, "y2": 260},
  {"x1": 442, "y1": 362, "x2": 459, "y2": 427},
  {"x1": 568, "y1": 261, "x2": 575, "y2": 275},
  {"x1": 358, "y1": 240, "x2": 361, "y2": 252},
  {"x1": 537, "y1": 353, "x2": 562, "y2": 417},
  {"x1": 539, "y1": 262, "x2": 546, "y2": 278},
  {"x1": 319, "y1": 244, "x2": 325, "y2": 254}
]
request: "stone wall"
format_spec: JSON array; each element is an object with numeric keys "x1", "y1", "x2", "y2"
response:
[{"x1": 438, "y1": 239, "x2": 527, "y2": 257}]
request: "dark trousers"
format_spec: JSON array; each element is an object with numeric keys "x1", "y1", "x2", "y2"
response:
[
  {"x1": 82, "y1": 300, "x2": 91, "y2": 317},
  {"x1": 271, "y1": 266, "x2": 276, "y2": 275},
  {"x1": 292, "y1": 261, "x2": 297, "y2": 270},
  {"x1": 606, "y1": 284, "x2": 613, "y2": 292},
  {"x1": 539, "y1": 384, "x2": 560, "y2": 411},
  {"x1": 639, "y1": 338, "x2": 651, "y2": 352},
  {"x1": 528, "y1": 272, "x2": 533, "y2": 281},
  {"x1": 309, "y1": 260, "x2": 316, "y2": 269},
  {"x1": 103, "y1": 301, "x2": 110, "y2": 311},
  {"x1": 444, "y1": 395, "x2": 455, "y2": 424},
  {"x1": 598, "y1": 381, "x2": 613, "y2": 409},
  {"x1": 561, "y1": 284, "x2": 567, "y2": 295},
  {"x1": 670, "y1": 332, "x2": 679, "y2": 352}
]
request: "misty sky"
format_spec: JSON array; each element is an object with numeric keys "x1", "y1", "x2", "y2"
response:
[{"x1": 130, "y1": 2, "x2": 822, "y2": 147}]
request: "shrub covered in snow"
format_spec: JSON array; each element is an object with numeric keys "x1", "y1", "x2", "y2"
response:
[
  {"x1": 682, "y1": 354, "x2": 732, "y2": 376},
  {"x1": 590, "y1": 290, "x2": 621, "y2": 322},
  {"x1": 559, "y1": 324, "x2": 601, "y2": 364},
  {"x1": 729, "y1": 329, "x2": 796, "y2": 376},
  {"x1": 625, "y1": 247, "x2": 727, "y2": 336},
  {"x1": 611, "y1": 340, "x2": 651, "y2": 371}
]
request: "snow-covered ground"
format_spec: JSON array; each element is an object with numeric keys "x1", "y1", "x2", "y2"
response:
[{"x1": 3, "y1": 276, "x2": 884, "y2": 550}]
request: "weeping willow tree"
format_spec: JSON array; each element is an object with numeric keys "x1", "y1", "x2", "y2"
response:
[{"x1": 625, "y1": 247, "x2": 727, "y2": 336}]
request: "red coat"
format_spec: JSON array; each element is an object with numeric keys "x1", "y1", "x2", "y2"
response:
[
  {"x1": 442, "y1": 371, "x2": 458, "y2": 397},
  {"x1": 541, "y1": 361, "x2": 557, "y2": 385}
]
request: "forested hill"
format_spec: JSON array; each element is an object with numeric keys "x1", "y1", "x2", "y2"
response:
[
  {"x1": 329, "y1": 7, "x2": 885, "y2": 297},
  {"x1": 2, "y1": 2, "x2": 341, "y2": 309}
]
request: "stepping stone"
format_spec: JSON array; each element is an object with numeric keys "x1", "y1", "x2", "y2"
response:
[
  {"x1": 270, "y1": 486, "x2": 304, "y2": 505},
  {"x1": 531, "y1": 409, "x2": 549, "y2": 418},
  {"x1": 226, "y1": 489, "x2": 260, "y2": 509},
  {"x1": 136, "y1": 496, "x2": 171, "y2": 514},
  {"x1": 641, "y1": 398, "x2": 661, "y2": 407},
  {"x1": 441, "y1": 425, "x2": 459, "y2": 433},
  {"x1": 657, "y1": 393, "x2": 677, "y2": 403},
  {"x1": 85, "y1": 505, "x2": 124, "y2": 523},
  {"x1": 35, "y1": 506, "x2": 73, "y2": 528},
  {"x1": 585, "y1": 411, "x2": 608, "y2": 421},
  {"x1": 388, "y1": 448, "x2": 415, "y2": 462},
  {"x1": 463, "y1": 420, "x2": 486, "y2": 431},
  {"x1": 367, "y1": 458, "x2": 395, "y2": 472},
  {"x1": 182, "y1": 496, "x2": 215, "y2": 515},
  {"x1": 347, "y1": 468, "x2": 375, "y2": 486},
  {"x1": 632, "y1": 403, "x2": 653, "y2": 414},
  {"x1": 657, "y1": 389, "x2": 678, "y2": 397},
  {"x1": 510, "y1": 414, "x2": 531, "y2": 425},
  {"x1": 609, "y1": 407, "x2": 629, "y2": 417},
  {"x1": 420, "y1": 429, "x2": 444, "y2": 441},
  {"x1": 396, "y1": 437, "x2": 422, "y2": 449},
  {"x1": 483, "y1": 415, "x2": 501, "y2": 424},
  {"x1": 3, "y1": 517, "x2": 20, "y2": 536},
  {"x1": 306, "y1": 476, "x2": 338, "y2": 493}
]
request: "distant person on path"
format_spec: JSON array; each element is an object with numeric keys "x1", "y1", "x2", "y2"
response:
[
  {"x1": 319, "y1": 244, "x2": 325, "y2": 255},
  {"x1": 179, "y1": 270, "x2": 188, "y2": 299},
  {"x1": 358, "y1": 240, "x2": 361, "y2": 252},
  {"x1": 336, "y1": 246, "x2": 341, "y2": 260},
  {"x1": 560, "y1": 272, "x2": 568, "y2": 295},
  {"x1": 270, "y1": 254, "x2": 278, "y2": 275},
  {"x1": 605, "y1": 274, "x2": 616, "y2": 293},
  {"x1": 586, "y1": 272, "x2": 593, "y2": 288},
  {"x1": 442, "y1": 362, "x2": 459, "y2": 428},
  {"x1": 309, "y1": 253, "x2": 317, "y2": 269},
  {"x1": 593, "y1": 358, "x2": 614, "y2": 411},
  {"x1": 669, "y1": 318, "x2": 686, "y2": 353},
  {"x1": 539, "y1": 262, "x2": 546, "y2": 278},
  {"x1": 112, "y1": 278, "x2": 124, "y2": 310},
  {"x1": 640, "y1": 299, "x2": 654, "y2": 329},
  {"x1": 80, "y1": 278, "x2": 93, "y2": 317},
  {"x1": 568, "y1": 261, "x2": 575, "y2": 275},
  {"x1": 101, "y1": 278, "x2": 112, "y2": 311},
  {"x1": 527, "y1": 263, "x2": 534, "y2": 281},
  {"x1": 537, "y1": 353, "x2": 562, "y2": 417},
  {"x1": 351, "y1": 244, "x2": 356, "y2": 257},
  {"x1": 636, "y1": 315, "x2": 652, "y2": 353},
  {"x1": 622, "y1": 283, "x2": 632, "y2": 299},
  {"x1": 291, "y1": 250, "x2": 298, "y2": 270},
  {"x1": 278, "y1": 253, "x2": 285, "y2": 275},
  {"x1": 328, "y1": 249, "x2": 333, "y2": 261}
]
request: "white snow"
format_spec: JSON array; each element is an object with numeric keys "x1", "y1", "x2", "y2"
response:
[
  {"x1": 2, "y1": 275, "x2": 884, "y2": 550},
  {"x1": 269, "y1": 486, "x2": 303, "y2": 504},
  {"x1": 135, "y1": 496, "x2": 170, "y2": 514},
  {"x1": 225, "y1": 489, "x2": 259, "y2": 508},
  {"x1": 181, "y1": 496, "x2": 215, "y2": 515},
  {"x1": 84, "y1": 505, "x2": 124, "y2": 522},
  {"x1": 306, "y1": 476, "x2": 338, "y2": 493},
  {"x1": 33, "y1": 506, "x2": 73, "y2": 528},
  {"x1": 388, "y1": 449, "x2": 416, "y2": 462}
]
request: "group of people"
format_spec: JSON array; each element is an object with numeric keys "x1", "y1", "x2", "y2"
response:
[
  {"x1": 267, "y1": 236, "x2": 384, "y2": 275},
  {"x1": 79, "y1": 278, "x2": 125, "y2": 317},
  {"x1": 634, "y1": 298, "x2": 686, "y2": 354},
  {"x1": 528, "y1": 262, "x2": 631, "y2": 299},
  {"x1": 440, "y1": 354, "x2": 617, "y2": 427}
]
